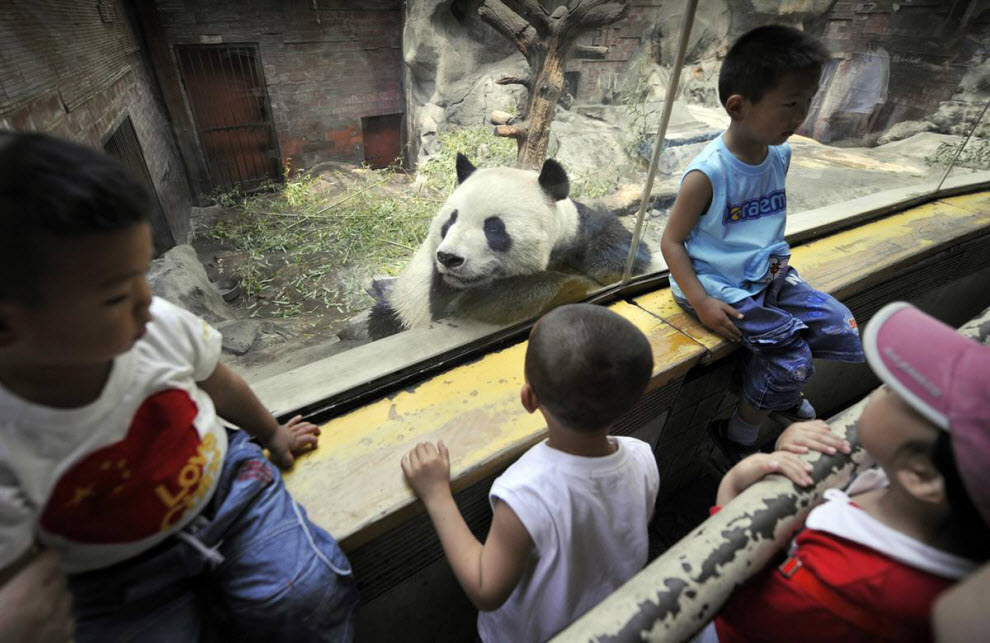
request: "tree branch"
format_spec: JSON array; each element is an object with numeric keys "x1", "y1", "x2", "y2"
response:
[
  {"x1": 495, "y1": 75, "x2": 531, "y2": 89},
  {"x1": 493, "y1": 124, "x2": 528, "y2": 141},
  {"x1": 501, "y1": 0, "x2": 550, "y2": 35},
  {"x1": 553, "y1": 1, "x2": 629, "y2": 41},
  {"x1": 490, "y1": 111, "x2": 516, "y2": 125},
  {"x1": 580, "y1": 4, "x2": 629, "y2": 27},
  {"x1": 478, "y1": 0, "x2": 539, "y2": 59},
  {"x1": 573, "y1": 44, "x2": 608, "y2": 59}
]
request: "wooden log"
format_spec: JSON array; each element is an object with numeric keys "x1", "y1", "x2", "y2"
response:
[
  {"x1": 490, "y1": 110, "x2": 516, "y2": 125},
  {"x1": 493, "y1": 124, "x2": 528, "y2": 140}
]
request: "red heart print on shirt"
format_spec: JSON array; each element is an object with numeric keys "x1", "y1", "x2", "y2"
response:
[{"x1": 39, "y1": 389, "x2": 221, "y2": 543}]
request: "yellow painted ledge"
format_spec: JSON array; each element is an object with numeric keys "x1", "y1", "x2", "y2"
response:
[
  {"x1": 284, "y1": 301, "x2": 707, "y2": 550},
  {"x1": 285, "y1": 191, "x2": 990, "y2": 550}
]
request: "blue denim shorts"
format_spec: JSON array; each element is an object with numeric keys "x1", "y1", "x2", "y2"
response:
[
  {"x1": 676, "y1": 267, "x2": 864, "y2": 410},
  {"x1": 69, "y1": 430, "x2": 359, "y2": 642}
]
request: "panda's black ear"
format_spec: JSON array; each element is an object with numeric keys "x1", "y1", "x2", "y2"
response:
[
  {"x1": 455, "y1": 153, "x2": 477, "y2": 185},
  {"x1": 538, "y1": 159, "x2": 569, "y2": 201}
]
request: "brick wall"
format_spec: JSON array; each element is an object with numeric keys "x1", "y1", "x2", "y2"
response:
[
  {"x1": 152, "y1": 0, "x2": 404, "y2": 174},
  {"x1": 0, "y1": 0, "x2": 193, "y2": 244}
]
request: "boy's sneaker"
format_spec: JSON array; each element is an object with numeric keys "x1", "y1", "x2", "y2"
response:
[
  {"x1": 770, "y1": 395, "x2": 816, "y2": 424},
  {"x1": 706, "y1": 418, "x2": 760, "y2": 471}
]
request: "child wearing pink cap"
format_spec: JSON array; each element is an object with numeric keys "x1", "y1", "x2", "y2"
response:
[{"x1": 709, "y1": 302, "x2": 990, "y2": 642}]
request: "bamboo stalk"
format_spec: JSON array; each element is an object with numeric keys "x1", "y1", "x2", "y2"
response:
[{"x1": 621, "y1": 0, "x2": 698, "y2": 285}]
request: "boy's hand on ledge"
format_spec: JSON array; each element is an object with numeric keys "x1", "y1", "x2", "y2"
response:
[
  {"x1": 716, "y1": 452, "x2": 814, "y2": 506},
  {"x1": 402, "y1": 441, "x2": 452, "y2": 505},
  {"x1": 266, "y1": 415, "x2": 320, "y2": 469},
  {"x1": 776, "y1": 420, "x2": 851, "y2": 456},
  {"x1": 696, "y1": 296, "x2": 744, "y2": 342}
]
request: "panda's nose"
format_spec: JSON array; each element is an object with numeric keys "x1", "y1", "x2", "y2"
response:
[{"x1": 436, "y1": 251, "x2": 464, "y2": 269}]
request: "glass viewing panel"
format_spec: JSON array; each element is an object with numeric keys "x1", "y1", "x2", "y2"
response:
[
  {"x1": 938, "y1": 95, "x2": 990, "y2": 193},
  {"x1": 186, "y1": 2, "x2": 990, "y2": 400}
]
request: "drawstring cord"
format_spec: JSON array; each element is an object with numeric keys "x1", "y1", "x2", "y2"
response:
[{"x1": 176, "y1": 516, "x2": 225, "y2": 567}]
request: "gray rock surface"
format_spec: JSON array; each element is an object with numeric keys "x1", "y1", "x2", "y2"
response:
[
  {"x1": 931, "y1": 56, "x2": 990, "y2": 138},
  {"x1": 402, "y1": 0, "x2": 839, "y2": 169},
  {"x1": 148, "y1": 245, "x2": 235, "y2": 325},
  {"x1": 216, "y1": 319, "x2": 263, "y2": 356},
  {"x1": 404, "y1": 0, "x2": 520, "y2": 164},
  {"x1": 877, "y1": 120, "x2": 937, "y2": 146}
]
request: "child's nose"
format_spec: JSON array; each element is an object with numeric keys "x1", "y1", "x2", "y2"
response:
[{"x1": 134, "y1": 279, "x2": 153, "y2": 321}]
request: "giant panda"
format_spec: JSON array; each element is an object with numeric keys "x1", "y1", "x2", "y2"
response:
[{"x1": 366, "y1": 153, "x2": 660, "y2": 340}]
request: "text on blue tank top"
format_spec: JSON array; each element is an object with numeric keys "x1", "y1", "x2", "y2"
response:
[{"x1": 671, "y1": 134, "x2": 792, "y2": 304}]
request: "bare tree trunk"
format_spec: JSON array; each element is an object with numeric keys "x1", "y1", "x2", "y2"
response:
[
  {"x1": 479, "y1": 1, "x2": 629, "y2": 169},
  {"x1": 518, "y1": 39, "x2": 565, "y2": 168}
]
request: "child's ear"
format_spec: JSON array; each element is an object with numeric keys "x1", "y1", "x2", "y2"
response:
[
  {"x1": 894, "y1": 452, "x2": 947, "y2": 505},
  {"x1": 725, "y1": 94, "x2": 746, "y2": 121},
  {"x1": 520, "y1": 382, "x2": 539, "y2": 414}
]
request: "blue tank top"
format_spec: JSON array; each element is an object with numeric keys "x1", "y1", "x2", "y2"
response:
[{"x1": 669, "y1": 134, "x2": 792, "y2": 304}]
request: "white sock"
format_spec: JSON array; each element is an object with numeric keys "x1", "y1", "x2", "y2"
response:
[{"x1": 727, "y1": 411, "x2": 761, "y2": 446}]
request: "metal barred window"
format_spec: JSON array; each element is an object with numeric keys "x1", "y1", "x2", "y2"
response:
[{"x1": 176, "y1": 44, "x2": 280, "y2": 192}]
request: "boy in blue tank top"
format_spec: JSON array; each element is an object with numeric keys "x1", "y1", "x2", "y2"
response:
[{"x1": 661, "y1": 25, "x2": 864, "y2": 461}]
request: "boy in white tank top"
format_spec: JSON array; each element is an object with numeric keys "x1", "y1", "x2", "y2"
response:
[{"x1": 402, "y1": 303, "x2": 660, "y2": 642}]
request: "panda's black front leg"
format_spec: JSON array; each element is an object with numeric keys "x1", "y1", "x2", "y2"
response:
[{"x1": 453, "y1": 271, "x2": 601, "y2": 325}]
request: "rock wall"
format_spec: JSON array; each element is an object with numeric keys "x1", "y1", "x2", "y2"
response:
[
  {"x1": 403, "y1": 0, "x2": 835, "y2": 169},
  {"x1": 405, "y1": 1, "x2": 990, "y2": 163},
  {"x1": 403, "y1": 0, "x2": 524, "y2": 164}
]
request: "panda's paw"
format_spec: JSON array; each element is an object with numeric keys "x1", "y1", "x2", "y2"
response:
[
  {"x1": 339, "y1": 310, "x2": 372, "y2": 341},
  {"x1": 367, "y1": 276, "x2": 397, "y2": 302}
]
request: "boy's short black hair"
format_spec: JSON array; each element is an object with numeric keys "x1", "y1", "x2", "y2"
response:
[
  {"x1": 0, "y1": 131, "x2": 150, "y2": 305},
  {"x1": 525, "y1": 303, "x2": 653, "y2": 432},
  {"x1": 718, "y1": 25, "x2": 830, "y2": 106}
]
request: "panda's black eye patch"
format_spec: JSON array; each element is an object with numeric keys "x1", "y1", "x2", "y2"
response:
[
  {"x1": 440, "y1": 210, "x2": 458, "y2": 239},
  {"x1": 484, "y1": 216, "x2": 511, "y2": 252}
]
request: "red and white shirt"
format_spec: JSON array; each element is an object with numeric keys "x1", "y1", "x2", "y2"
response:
[
  {"x1": 715, "y1": 470, "x2": 978, "y2": 642},
  {"x1": 0, "y1": 297, "x2": 227, "y2": 573}
]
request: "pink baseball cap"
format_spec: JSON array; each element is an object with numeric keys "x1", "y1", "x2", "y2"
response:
[{"x1": 863, "y1": 302, "x2": 990, "y2": 528}]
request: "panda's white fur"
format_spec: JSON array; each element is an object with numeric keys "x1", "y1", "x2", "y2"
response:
[
  {"x1": 393, "y1": 166, "x2": 578, "y2": 326},
  {"x1": 367, "y1": 154, "x2": 658, "y2": 339}
]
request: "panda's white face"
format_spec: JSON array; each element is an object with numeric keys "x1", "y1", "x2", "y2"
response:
[{"x1": 432, "y1": 166, "x2": 567, "y2": 289}]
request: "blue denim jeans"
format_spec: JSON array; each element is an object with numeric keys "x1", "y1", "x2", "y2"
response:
[
  {"x1": 677, "y1": 267, "x2": 864, "y2": 411},
  {"x1": 69, "y1": 430, "x2": 359, "y2": 643}
]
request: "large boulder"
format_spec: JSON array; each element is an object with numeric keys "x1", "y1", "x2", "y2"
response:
[
  {"x1": 148, "y1": 245, "x2": 235, "y2": 325},
  {"x1": 215, "y1": 319, "x2": 263, "y2": 356},
  {"x1": 548, "y1": 108, "x2": 632, "y2": 179},
  {"x1": 444, "y1": 54, "x2": 528, "y2": 127}
]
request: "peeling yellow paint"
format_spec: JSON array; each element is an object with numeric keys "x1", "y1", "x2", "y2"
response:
[{"x1": 286, "y1": 301, "x2": 707, "y2": 547}]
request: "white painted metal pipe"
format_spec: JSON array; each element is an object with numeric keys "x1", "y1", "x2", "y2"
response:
[{"x1": 621, "y1": 0, "x2": 699, "y2": 285}]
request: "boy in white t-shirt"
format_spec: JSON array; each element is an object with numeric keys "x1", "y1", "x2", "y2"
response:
[
  {"x1": 402, "y1": 303, "x2": 660, "y2": 642},
  {"x1": 0, "y1": 132, "x2": 357, "y2": 642}
]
